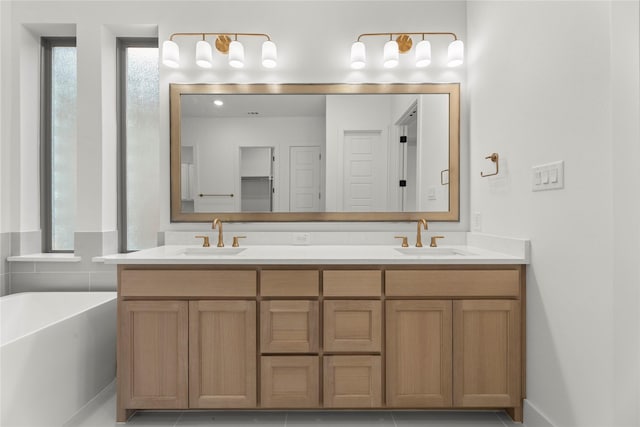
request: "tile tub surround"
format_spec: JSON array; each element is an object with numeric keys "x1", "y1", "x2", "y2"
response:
[
  {"x1": 6, "y1": 231, "x2": 118, "y2": 292},
  {"x1": 0, "y1": 232, "x2": 10, "y2": 295}
]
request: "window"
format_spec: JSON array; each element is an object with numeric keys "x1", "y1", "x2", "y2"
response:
[
  {"x1": 117, "y1": 38, "x2": 159, "y2": 252},
  {"x1": 41, "y1": 37, "x2": 77, "y2": 252}
]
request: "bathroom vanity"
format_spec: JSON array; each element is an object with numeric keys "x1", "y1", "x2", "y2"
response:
[{"x1": 105, "y1": 243, "x2": 527, "y2": 423}]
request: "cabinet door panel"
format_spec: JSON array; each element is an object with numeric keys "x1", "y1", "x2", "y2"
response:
[
  {"x1": 453, "y1": 300, "x2": 520, "y2": 407},
  {"x1": 261, "y1": 356, "x2": 319, "y2": 408},
  {"x1": 324, "y1": 300, "x2": 381, "y2": 352},
  {"x1": 261, "y1": 301, "x2": 319, "y2": 353},
  {"x1": 323, "y1": 355, "x2": 381, "y2": 408},
  {"x1": 120, "y1": 301, "x2": 188, "y2": 409},
  {"x1": 189, "y1": 300, "x2": 256, "y2": 408},
  {"x1": 386, "y1": 300, "x2": 452, "y2": 407}
]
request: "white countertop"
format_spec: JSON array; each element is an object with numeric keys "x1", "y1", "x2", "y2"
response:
[{"x1": 101, "y1": 243, "x2": 528, "y2": 265}]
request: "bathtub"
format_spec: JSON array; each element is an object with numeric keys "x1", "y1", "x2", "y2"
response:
[{"x1": 0, "y1": 292, "x2": 117, "y2": 427}]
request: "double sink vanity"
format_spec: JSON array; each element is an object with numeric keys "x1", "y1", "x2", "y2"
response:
[{"x1": 104, "y1": 231, "x2": 528, "y2": 423}]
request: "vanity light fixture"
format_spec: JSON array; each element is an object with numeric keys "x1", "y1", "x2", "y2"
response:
[
  {"x1": 350, "y1": 32, "x2": 463, "y2": 69},
  {"x1": 162, "y1": 32, "x2": 277, "y2": 69}
]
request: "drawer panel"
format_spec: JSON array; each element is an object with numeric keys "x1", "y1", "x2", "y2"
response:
[
  {"x1": 324, "y1": 300, "x2": 381, "y2": 352},
  {"x1": 261, "y1": 300, "x2": 319, "y2": 353},
  {"x1": 323, "y1": 271, "x2": 382, "y2": 297},
  {"x1": 261, "y1": 356, "x2": 319, "y2": 408},
  {"x1": 120, "y1": 270, "x2": 256, "y2": 298},
  {"x1": 261, "y1": 270, "x2": 319, "y2": 297},
  {"x1": 385, "y1": 270, "x2": 520, "y2": 298}
]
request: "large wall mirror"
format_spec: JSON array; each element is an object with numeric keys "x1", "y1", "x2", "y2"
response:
[{"x1": 170, "y1": 83, "x2": 459, "y2": 222}]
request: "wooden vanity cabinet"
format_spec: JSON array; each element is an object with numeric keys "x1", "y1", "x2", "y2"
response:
[
  {"x1": 117, "y1": 265, "x2": 524, "y2": 422},
  {"x1": 119, "y1": 300, "x2": 189, "y2": 410}
]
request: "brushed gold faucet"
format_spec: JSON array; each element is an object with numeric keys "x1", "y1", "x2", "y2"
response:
[
  {"x1": 212, "y1": 218, "x2": 224, "y2": 247},
  {"x1": 232, "y1": 236, "x2": 246, "y2": 247},
  {"x1": 415, "y1": 219, "x2": 428, "y2": 247}
]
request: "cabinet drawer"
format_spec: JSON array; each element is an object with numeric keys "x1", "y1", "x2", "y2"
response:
[
  {"x1": 261, "y1": 356, "x2": 319, "y2": 408},
  {"x1": 120, "y1": 270, "x2": 256, "y2": 298},
  {"x1": 261, "y1": 270, "x2": 319, "y2": 297},
  {"x1": 324, "y1": 300, "x2": 381, "y2": 352},
  {"x1": 261, "y1": 300, "x2": 319, "y2": 353},
  {"x1": 323, "y1": 271, "x2": 381, "y2": 297},
  {"x1": 323, "y1": 355, "x2": 381, "y2": 408},
  {"x1": 385, "y1": 270, "x2": 520, "y2": 298}
]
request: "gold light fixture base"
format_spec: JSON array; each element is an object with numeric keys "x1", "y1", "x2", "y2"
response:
[
  {"x1": 396, "y1": 34, "x2": 413, "y2": 54},
  {"x1": 215, "y1": 35, "x2": 231, "y2": 54}
]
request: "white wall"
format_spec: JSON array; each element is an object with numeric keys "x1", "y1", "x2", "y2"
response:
[
  {"x1": 0, "y1": 0, "x2": 9, "y2": 233},
  {"x1": 468, "y1": 2, "x2": 639, "y2": 426}
]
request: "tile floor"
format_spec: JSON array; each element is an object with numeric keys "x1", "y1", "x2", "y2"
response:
[{"x1": 64, "y1": 382, "x2": 521, "y2": 427}]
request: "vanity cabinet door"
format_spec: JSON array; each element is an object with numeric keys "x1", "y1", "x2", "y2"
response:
[
  {"x1": 120, "y1": 301, "x2": 188, "y2": 409},
  {"x1": 260, "y1": 300, "x2": 319, "y2": 353},
  {"x1": 385, "y1": 300, "x2": 452, "y2": 407},
  {"x1": 453, "y1": 300, "x2": 521, "y2": 408},
  {"x1": 189, "y1": 300, "x2": 257, "y2": 408}
]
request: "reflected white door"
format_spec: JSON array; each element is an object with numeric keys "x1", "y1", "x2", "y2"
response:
[
  {"x1": 289, "y1": 146, "x2": 321, "y2": 212},
  {"x1": 343, "y1": 131, "x2": 385, "y2": 212}
]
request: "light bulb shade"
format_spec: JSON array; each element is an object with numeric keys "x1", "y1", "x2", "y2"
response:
[
  {"x1": 447, "y1": 39, "x2": 464, "y2": 67},
  {"x1": 350, "y1": 41, "x2": 366, "y2": 69},
  {"x1": 195, "y1": 40, "x2": 213, "y2": 68},
  {"x1": 415, "y1": 40, "x2": 432, "y2": 68},
  {"x1": 383, "y1": 40, "x2": 399, "y2": 68},
  {"x1": 228, "y1": 40, "x2": 245, "y2": 68},
  {"x1": 261, "y1": 40, "x2": 277, "y2": 68},
  {"x1": 162, "y1": 40, "x2": 180, "y2": 68}
]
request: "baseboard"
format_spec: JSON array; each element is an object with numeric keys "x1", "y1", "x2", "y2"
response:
[{"x1": 524, "y1": 399, "x2": 555, "y2": 427}]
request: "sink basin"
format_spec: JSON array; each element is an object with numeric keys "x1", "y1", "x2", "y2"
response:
[
  {"x1": 394, "y1": 247, "x2": 473, "y2": 257},
  {"x1": 182, "y1": 247, "x2": 247, "y2": 256}
]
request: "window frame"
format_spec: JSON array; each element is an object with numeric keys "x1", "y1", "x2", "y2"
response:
[
  {"x1": 116, "y1": 37, "x2": 159, "y2": 253},
  {"x1": 40, "y1": 36, "x2": 77, "y2": 253}
]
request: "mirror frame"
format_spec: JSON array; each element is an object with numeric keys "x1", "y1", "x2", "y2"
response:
[{"x1": 170, "y1": 83, "x2": 460, "y2": 222}]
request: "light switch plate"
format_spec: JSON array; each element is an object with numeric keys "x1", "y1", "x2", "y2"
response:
[
  {"x1": 293, "y1": 232, "x2": 311, "y2": 245},
  {"x1": 532, "y1": 161, "x2": 564, "y2": 192}
]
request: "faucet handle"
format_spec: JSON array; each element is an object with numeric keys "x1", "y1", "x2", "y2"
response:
[
  {"x1": 195, "y1": 235, "x2": 210, "y2": 247},
  {"x1": 232, "y1": 236, "x2": 246, "y2": 247},
  {"x1": 394, "y1": 236, "x2": 409, "y2": 248},
  {"x1": 430, "y1": 235, "x2": 445, "y2": 248}
]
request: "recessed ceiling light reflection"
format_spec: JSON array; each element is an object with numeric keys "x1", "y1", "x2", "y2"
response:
[{"x1": 213, "y1": 99, "x2": 224, "y2": 106}]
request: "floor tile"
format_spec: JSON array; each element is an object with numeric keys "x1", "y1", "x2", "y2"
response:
[
  {"x1": 127, "y1": 411, "x2": 182, "y2": 426},
  {"x1": 392, "y1": 410, "x2": 506, "y2": 426},
  {"x1": 286, "y1": 411, "x2": 395, "y2": 426},
  {"x1": 176, "y1": 410, "x2": 286, "y2": 426}
]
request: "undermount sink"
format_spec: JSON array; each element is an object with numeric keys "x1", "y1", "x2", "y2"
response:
[
  {"x1": 182, "y1": 247, "x2": 247, "y2": 256},
  {"x1": 394, "y1": 247, "x2": 473, "y2": 257}
]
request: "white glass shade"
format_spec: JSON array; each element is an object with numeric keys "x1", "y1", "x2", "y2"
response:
[
  {"x1": 195, "y1": 40, "x2": 213, "y2": 68},
  {"x1": 447, "y1": 39, "x2": 464, "y2": 67},
  {"x1": 350, "y1": 41, "x2": 366, "y2": 69},
  {"x1": 162, "y1": 40, "x2": 180, "y2": 68},
  {"x1": 383, "y1": 40, "x2": 399, "y2": 68},
  {"x1": 415, "y1": 40, "x2": 432, "y2": 68},
  {"x1": 228, "y1": 40, "x2": 245, "y2": 68},
  {"x1": 261, "y1": 40, "x2": 277, "y2": 68}
]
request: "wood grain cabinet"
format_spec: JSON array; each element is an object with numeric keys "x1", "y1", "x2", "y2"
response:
[
  {"x1": 117, "y1": 265, "x2": 524, "y2": 422},
  {"x1": 323, "y1": 355, "x2": 382, "y2": 408},
  {"x1": 189, "y1": 300, "x2": 256, "y2": 408},
  {"x1": 120, "y1": 300, "x2": 189, "y2": 410},
  {"x1": 453, "y1": 300, "x2": 521, "y2": 408},
  {"x1": 385, "y1": 300, "x2": 453, "y2": 407},
  {"x1": 324, "y1": 300, "x2": 381, "y2": 352},
  {"x1": 261, "y1": 356, "x2": 320, "y2": 408},
  {"x1": 260, "y1": 300, "x2": 319, "y2": 353}
]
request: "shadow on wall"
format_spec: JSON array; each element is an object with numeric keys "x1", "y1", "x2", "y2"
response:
[{"x1": 526, "y1": 267, "x2": 573, "y2": 427}]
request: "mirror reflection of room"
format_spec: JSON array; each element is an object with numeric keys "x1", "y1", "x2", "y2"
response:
[{"x1": 180, "y1": 93, "x2": 450, "y2": 213}]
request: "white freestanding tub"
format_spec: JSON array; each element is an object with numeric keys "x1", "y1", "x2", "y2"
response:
[{"x1": 0, "y1": 292, "x2": 117, "y2": 427}]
